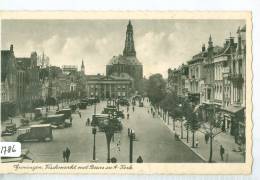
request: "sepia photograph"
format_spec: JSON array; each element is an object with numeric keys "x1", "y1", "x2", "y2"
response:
[{"x1": 0, "y1": 12, "x2": 252, "y2": 174}]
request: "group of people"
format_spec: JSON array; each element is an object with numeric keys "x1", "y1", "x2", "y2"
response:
[{"x1": 62, "y1": 147, "x2": 71, "y2": 162}]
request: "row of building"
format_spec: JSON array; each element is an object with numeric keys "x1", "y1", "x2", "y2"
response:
[
  {"x1": 1, "y1": 20, "x2": 143, "y2": 121},
  {"x1": 168, "y1": 25, "x2": 246, "y2": 144}
]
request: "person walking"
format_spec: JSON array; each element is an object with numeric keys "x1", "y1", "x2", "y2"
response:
[
  {"x1": 132, "y1": 106, "x2": 135, "y2": 112},
  {"x1": 205, "y1": 133, "x2": 209, "y2": 144},
  {"x1": 62, "y1": 150, "x2": 66, "y2": 162},
  {"x1": 87, "y1": 118, "x2": 90, "y2": 126},
  {"x1": 127, "y1": 113, "x2": 129, "y2": 119},
  {"x1": 220, "y1": 145, "x2": 225, "y2": 161},
  {"x1": 65, "y1": 147, "x2": 71, "y2": 162}
]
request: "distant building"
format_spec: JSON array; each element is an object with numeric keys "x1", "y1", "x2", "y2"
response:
[
  {"x1": 86, "y1": 74, "x2": 132, "y2": 99},
  {"x1": 62, "y1": 65, "x2": 77, "y2": 75},
  {"x1": 16, "y1": 52, "x2": 41, "y2": 112},
  {"x1": 1, "y1": 45, "x2": 17, "y2": 120},
  {"x1": 168, "y1": 64, "x2": 189, "y2": 99},
  {"x1": 106, "y1": 21, "x2": 143, "y2": 93}
]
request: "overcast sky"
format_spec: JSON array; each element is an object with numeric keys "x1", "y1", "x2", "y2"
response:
[{"x1": 1, "y1": 19, "x2": 245, "y2": 77}]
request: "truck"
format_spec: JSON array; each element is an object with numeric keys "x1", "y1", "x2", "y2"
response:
[
  {"x1": 42, "y1": 114, "x2": 65, "y2": 126},
  {"x1": 17, "y1": 124, "x2": 53, "y2": 142},
  {"x1": 56, "y1": 108, "x2": 72, "y2": 119}
]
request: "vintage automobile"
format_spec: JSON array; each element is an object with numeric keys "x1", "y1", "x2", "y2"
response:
[
  {"x1": 118, "y1": 98, "x2": 130, "y2": 106},
  {"x1": 17, "y1": 124, "x2": 53, "y2": 142},
  {"x1": 56, "y1": 108, "x2": 72, "y2": 119},
  {"x1": 41, "y1": 114, "x2": 65, "y2": 126},
  {"x1": 79, "y1": 98, "x2": 88, "y2": 109},
  {"x1": 102, "y1": 106, "x2": 117, "y2": 114},
  {"x1": 92, "y1": 114, "x2": 123, "y2": 132},
  {"x1": 34, "y1": 108, "x2": 43, "y2": 120},
  {"x1": 1, "y1": 123, "x2": 17, "y2": 136},
  {"x1": 20, "y1": 118, "x2": 30, "y2": 126},
  {"x1": 91, "y1": 114, "x2": 110, "y2": 127}
]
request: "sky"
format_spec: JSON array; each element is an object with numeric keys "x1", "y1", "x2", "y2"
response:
[{"x1": 1, "y1": 19, "x2": 245, "y2": 77}]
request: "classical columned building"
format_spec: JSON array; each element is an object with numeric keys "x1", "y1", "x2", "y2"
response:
[{"x1": 86, "y1": 74, "x2": 132, "y2": 99}]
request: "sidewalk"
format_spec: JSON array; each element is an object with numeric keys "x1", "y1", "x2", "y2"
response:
[{"x1": 155, "y1": 111, "x2": 245, "y2": 163}]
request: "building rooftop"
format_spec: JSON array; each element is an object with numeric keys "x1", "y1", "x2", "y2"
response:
[{"x1": 107, "y1": 54, "x2": 142, "y2": 66}]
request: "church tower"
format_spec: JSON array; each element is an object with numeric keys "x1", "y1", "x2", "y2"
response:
[
  {"x1": 123, "y1": 20, "x2": 136, "y2": 57},
  {"x1": 81, "y1": 59, "x2": 85, "y2": 74}
]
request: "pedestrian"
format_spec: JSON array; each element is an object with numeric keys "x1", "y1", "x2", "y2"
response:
[
  {"x1": 127, "y1": 113, "x2": 129, "y2": 119},
  {"x1": 70, "y1": 116, "x2": 72, "y2": 123},
  {"x1": 65, "y1": 147, "x2": 71, "y2": 162},
  {"x1": 205, "y1": 133, "x2": 209, "y2": 144},
  {"x1": 136, "y1": 156, "x2": 143, "y2": 163},
  {"x1": 62, "y1": 150, "x2": 66, "y2": 162},
  {"x1": 195, "y1": 139, "x2": 199, "y2": 147},
  {"x1": 87, "y1": 118, "x2": 90, "y2": 126},
  {"x1": 132, "y1": 106, "x2": 135, "y2": 112},
  {"x1": 220, "y1": 145, "x2": 225, "y2": 161}
]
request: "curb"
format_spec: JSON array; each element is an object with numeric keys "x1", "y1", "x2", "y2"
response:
[{"x1": 159, "y1": 116, "x2": 208, "y2": 162}]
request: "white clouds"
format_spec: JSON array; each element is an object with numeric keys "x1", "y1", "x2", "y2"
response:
[{"x1": 2, "y1": 20, "x2": 245, "y2": 78}]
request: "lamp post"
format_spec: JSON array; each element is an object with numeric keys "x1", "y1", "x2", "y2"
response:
[
  {"x1": 92, "y1": 127, "x2": 97, "y2": 161},
  {"x1": 94, "y1": 87, "x2": 97, "y2": 115},
  {"x1": 129, "y1": 130, "x2": 134, "y2": 163},
  {"x1": 179, "y1": 103, "x2": 184, "y2": 139}
]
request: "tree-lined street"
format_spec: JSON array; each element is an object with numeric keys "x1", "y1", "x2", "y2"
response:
[{"x1": 2, "y1": 100, "x2": 203, "y2": 163}]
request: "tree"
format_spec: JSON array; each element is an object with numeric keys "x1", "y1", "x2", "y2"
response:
[
  {"x1": 146, "y1": 74, "x2": 166, "y2": 106},
  {"x1": 199, "y1": 104, "x2": 224, "y2": 162},
  {"x1": 95, "y1": 116, "x2": 122, "y2": 163},
  {"x1": 186, "y1": 110, "x2": 201, "y2": 148},
  {"x1": 160, "y1": 89, "x2": 178, "y2": 126}
]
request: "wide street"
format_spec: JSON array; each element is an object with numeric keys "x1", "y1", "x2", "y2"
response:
[{"x1": 2, "y1": 100, "x2": 203, "y2": 163}]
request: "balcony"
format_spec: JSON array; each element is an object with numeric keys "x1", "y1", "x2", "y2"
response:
[{"x1": 228, "y1": 73, "x2": 244, "y2": 86}]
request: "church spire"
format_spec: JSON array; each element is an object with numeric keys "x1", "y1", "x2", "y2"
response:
[
  {"x1": 81, "y1": 59, "x2": 85, "y2": 74},
  {"x1": 208, "y1": 34, "x2": 213, "y2": 48},
  {"x1": 123, "y1": 20, "x2": 136, "y2": 57}
]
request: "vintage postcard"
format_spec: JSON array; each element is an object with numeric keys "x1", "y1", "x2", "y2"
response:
[{"x1": 0, "y1": 11, "x2": 252, "y2": 174}]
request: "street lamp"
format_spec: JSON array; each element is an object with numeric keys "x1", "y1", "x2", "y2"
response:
[
  {"x1": 92, "y1": 127, "x2": 97, "y2": 161},
  {"x1": 179, "y1": 103, "x2": 184, "y2": 139}
]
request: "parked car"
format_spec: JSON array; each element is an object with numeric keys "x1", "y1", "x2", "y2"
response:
[
  {"x1": 118, "y1": 98, "x2": 130, "y2": 106},
  {"x1": 34, "y1": 108, "x2": 43, "y2": 120},
  {"x1": 1, "y1": 123, "x2": 16, "y2": 136},
  {"x1": 17, "y1": 124, "x2": 53, "y2": 142},
  {"x1": 79, "y1": 98, "x2": 88, "y2": 109},
  {"x1": 56, "y1": 108, "x2": 72, "y2": 119},
  {"x1": 41, "y1": 114, "x2": 65, "y2": 126},
  {"x1": 91, "y1": 114, "x2": 110, "y2": 127}
]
